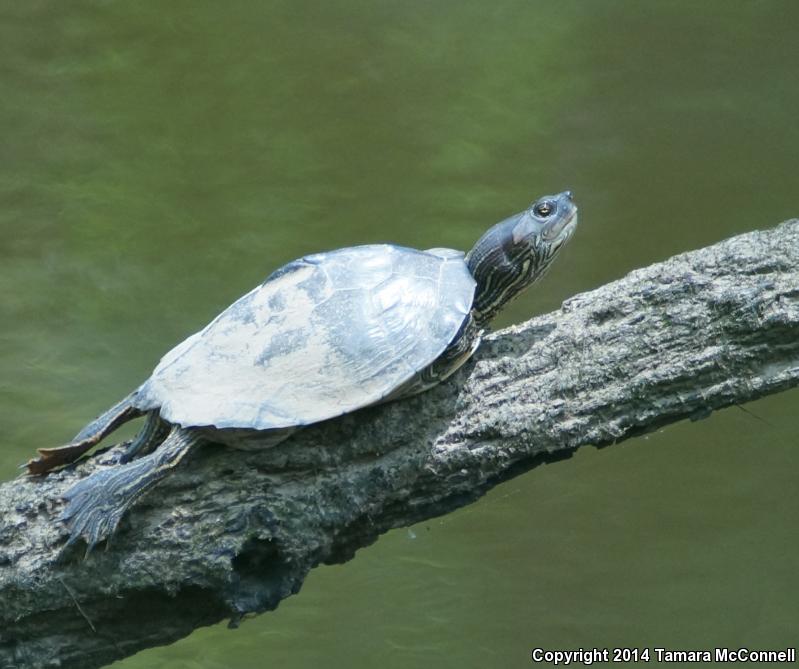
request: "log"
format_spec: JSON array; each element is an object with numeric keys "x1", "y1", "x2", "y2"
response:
[{"x1": 1, "y1": 220, "x2": 798, "y2": 669}]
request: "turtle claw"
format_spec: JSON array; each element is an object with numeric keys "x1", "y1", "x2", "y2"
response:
[
  {"x1": 55, "y1": 428, "x2": 199, "y2": 556},
  {"x1": 59, "y1": 469, "x2": 128, "y2": 553}
]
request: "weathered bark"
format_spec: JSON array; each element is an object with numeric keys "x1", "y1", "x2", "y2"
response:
[{"x1": 1, "y1": 220, "x2": 798, "y2": 669}]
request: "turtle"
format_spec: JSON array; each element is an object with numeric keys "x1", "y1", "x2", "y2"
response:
[{"x1": 27, "y1": 190, "x2": 578, "y2": 551}]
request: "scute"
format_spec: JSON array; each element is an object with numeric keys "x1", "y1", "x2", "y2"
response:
[{"x1": 134, "y1": 244, "x2": 475, "y2": 430}]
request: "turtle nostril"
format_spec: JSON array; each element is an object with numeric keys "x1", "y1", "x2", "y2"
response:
[{"x1": 563, "y1": 190, "x2": 573, "y2": 200}]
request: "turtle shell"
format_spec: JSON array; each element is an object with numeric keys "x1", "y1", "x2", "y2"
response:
[{"x1": 134, "y1": 244, "x2": 476, "y2": 430}]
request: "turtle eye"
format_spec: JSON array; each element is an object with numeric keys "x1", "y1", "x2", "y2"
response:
[{"x1": 534, "y1": 201, "x2": 554, "y2": 217}]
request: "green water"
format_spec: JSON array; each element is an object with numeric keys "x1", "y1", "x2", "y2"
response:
[{"x1": 2, "y1": 1, "x2": 798, "y2": 667}]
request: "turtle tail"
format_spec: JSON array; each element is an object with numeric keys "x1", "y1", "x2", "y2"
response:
[
  {"x1": 60, "y1": 426, "x2": 202, "y2": 554},
  {"x1": 27, "y1": 391, "x2": 144, "y2": 475}
]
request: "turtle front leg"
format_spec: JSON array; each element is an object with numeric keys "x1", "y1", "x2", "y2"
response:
[
  {"x1": 60, "y1": 426, "x2": 202, "y2": 553},
  {"x1": 27, "y1": 392, "x2": 143, "y2": 475}
]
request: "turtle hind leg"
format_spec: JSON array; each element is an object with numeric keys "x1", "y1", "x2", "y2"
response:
[
  {"x1": 119, "y1": 411, "x2": 170, "y2": 464},
  {"x1": 60, "y1": 426, "x2": 202, "y2": 553},
  {"x1": 26, "y1": 391, "x2": 143, "y2": 475}
]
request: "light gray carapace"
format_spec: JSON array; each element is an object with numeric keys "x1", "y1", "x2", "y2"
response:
[{"x1": 28, "y1": 191, "x2": 578, "y2": 551}]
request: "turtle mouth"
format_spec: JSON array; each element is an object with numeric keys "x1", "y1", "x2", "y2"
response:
[{"x1": 543, "y1": 207, "x2": 578, "y2": 242}]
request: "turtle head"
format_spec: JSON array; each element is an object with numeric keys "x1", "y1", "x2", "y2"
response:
[{"x1": 466, "y1": 190, "x2": 578, "y2": 327}]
